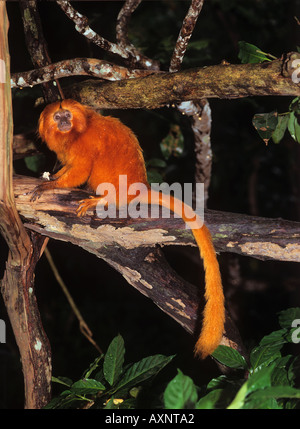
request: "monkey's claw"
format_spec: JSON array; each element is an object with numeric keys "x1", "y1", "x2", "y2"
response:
[
  {"x1": 76, "y1": 196, "x2": 108, "y2": 217},
  {"x1": 30, "y1": 186, "x2": 43, "y2": 202}
]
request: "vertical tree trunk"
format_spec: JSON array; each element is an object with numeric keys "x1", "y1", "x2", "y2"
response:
[{"x1": 0, "y1": 3, "x2": 51, "y2": 409}]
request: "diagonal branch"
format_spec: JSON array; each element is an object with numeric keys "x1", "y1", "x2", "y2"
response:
[
  {"x1": 169, "y1": 0, "x2": 204, "y2": 73},
  {"x1": 56, "y1": 0, "x2": 159, "y2": 70}
]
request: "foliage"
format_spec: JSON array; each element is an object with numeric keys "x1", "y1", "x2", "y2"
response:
[
  {"x1": 45, "y1": 334, "x2": 174, "y2": 409},
  {"x1": 46, "y1": 308, "x2": 300, "y2": 409},
  {"x1": 238, "y1": 42, "x2": 300, "y2": 145},
  {"x1": 162, "y1": 308, "x2": 300, "y2": 410}
]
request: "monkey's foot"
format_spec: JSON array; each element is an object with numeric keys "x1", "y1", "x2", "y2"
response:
[{"x1": 76, "y1": 196, "x2": 108, "y2": 217}]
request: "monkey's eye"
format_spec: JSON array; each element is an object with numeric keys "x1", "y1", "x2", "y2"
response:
[
  {"x1": 65, "y1": 111, "x2": 72, "y2": 119},
  {"x1": 53, "y1": 113, "x2": 61, "y2": 121}
]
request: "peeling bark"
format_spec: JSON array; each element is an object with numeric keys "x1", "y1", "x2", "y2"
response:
[{"x1": 14, "y1": 175, "x2": 300, "y2": 263}]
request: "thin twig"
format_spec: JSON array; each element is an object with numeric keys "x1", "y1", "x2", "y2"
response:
[
  {"x1": 169, "y1": 0, "x2": 204, "y2": 72},
  {"x1": 44, "y1": 247, "x2": 103, "y2": 355},
  {"x1": 116, "y1": 0, "x2": 142, "y2": 47},
  {"x1": 19, "y1": 0, "x2": 63, "y2": 102},
  {"x1": 56, "y1": 0, "x2": 159, "y2": 70}
]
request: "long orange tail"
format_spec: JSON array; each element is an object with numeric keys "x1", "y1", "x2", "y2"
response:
[
  {"x1": 77, "y1": 188, "x2": 225, "y2": 358},
  {"x1": 143, "y1": 189, "x2": 225, "y2": 359}
]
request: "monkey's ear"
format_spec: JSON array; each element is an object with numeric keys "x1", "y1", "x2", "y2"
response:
[{"x1": 38, "y1": 112, "x2": 45, "y2": 141}]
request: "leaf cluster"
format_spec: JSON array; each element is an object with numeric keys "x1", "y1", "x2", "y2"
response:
[
  {"x1": 45, "y1": 334, "x2": 174, "y2": 409},
  {"x1": 238, "y1": 41, "x2": 300, "y2": 145},
  {"x1": 46, "y1": 308, "x2": 300, "y2": 410},
  {"x1": 163, "y1": 308, "x2": 300, "y2": 409}
]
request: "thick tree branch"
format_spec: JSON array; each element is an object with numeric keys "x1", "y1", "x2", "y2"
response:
[
  {"x1": 66, "y1": 54, "x2": 300, "y2": 110},
  {"x1": 14, "y1": 176, "x2": 300, "y2": 264},
  {"x1": 0, "y1": 5, "x2": 51, "y2": 409},
  {"x1": 12, "y1": 174, "x2": 299, "y2": 360}
]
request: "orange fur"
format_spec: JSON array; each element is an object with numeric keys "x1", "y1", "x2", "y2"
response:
[{"x1": 35, "y1": 99, "x2": 225, "y2": 359}]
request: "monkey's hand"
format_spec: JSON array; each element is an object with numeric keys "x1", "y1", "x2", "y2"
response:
[
  {"x1": 30, "y1": 181, "x2": 56, "y2": 202},
  {"x1": 76, "y1": 196, "x2": 108, "y2": 217}
]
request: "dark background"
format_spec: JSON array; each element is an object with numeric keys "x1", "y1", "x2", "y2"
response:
[{"x1": 0, "y1": 0, "x2": 300, "y2": 408}]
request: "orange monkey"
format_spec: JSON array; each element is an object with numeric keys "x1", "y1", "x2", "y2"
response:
[{"x1": 32, "y1": 99, "x2": 225, "y2": 359}]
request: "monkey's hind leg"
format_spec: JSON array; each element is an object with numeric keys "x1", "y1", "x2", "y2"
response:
[{"x1": 76, "y1": 196, "x2": 108, "y2": 217}]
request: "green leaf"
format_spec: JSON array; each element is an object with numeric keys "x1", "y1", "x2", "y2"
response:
[
  {"x1": 186, "y1": 39, "x2": 210, "y2": 51},
  {"x1": 252, "y1": 111, "x2": 278, "y2": 144},
  {"x1": 114, "y1": 354, "x2": 174, "y2": 394},
  {"x1": 272, "y1": 114, "x2": 289, "y2": 143},
  {"x1": 289, "y1": 97, "x2": 300, "y2": 113},
  {"x1": 146, "y1": 158, "x2": 167, "y2": 168},
  {"x1": 244, "y1": 393, "x2": 281, "y2": 409},
  {"x1": 196, "y1": 389, "x2": 223, "y2": 409},
  {"x1": 259, "y1": 329, "x2": 288, "y2": 345},
  {"x1": 238, "y1": 41, "x2": 273, "y2": 64},
  {"x1": 83, "y1": 355, "x2": 103, "y2": 379},
  {"x1": 103, "y1": 334, "x2": 125, "y2": 386},
  {"x1": 246, "y1": 385, "x2": 300, "y2": 400},
  {"x1": 52, "y1": 376, "x2": 73, "y2": 387},
  {"x1": 288, "y1": 112, "x2": 300, "y2": 142},
  {"x1": 247, "y1": 363, "x2": 274, "y2": 394},
  {"x1": 147, "y1": 170, "x2": 164, "y2": 184},
  {"x1": 287, "y1": 356, "x2": 300, "y2": 385},
  {"x1": 212, "y1": 345, "x2": 248, "y2": 369},
  {"x1": 71, "y1": 378, "x2": 106, "y2": 395},
  {"x1": 160, "y1": 124, "x2": 184, "y2": 160},
  {"x1": 24, "y1": 154, "x2": 45, "y2": 173},
  {"x1": 278, "y1": 307, "x2": 300, "y2": 328},
  {"x1": 271, "y1": 356, "x2": 292, "y2": 386},
  {"x1": 250, "y1": 340, "x2": 284, "y2": 370},
  {"x1": 163, "y1": 369, "x2": 198, "y2": 409}
]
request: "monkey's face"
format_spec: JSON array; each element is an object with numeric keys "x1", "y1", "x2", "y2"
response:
[{"x1": 53, "y1": 109, "x2": 73, "y2": 132}]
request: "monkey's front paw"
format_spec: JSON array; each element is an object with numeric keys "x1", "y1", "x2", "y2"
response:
[{"x1": 30, "y1": 185, "x2": 44, "y2": 202}]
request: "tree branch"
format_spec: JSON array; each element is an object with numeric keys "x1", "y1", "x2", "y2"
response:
[
  {"x1": 14, "y1": 176, "x2": 300, "y2": 264},
  {"x1": 116, "y1": 0, "x2": 142, "y2": 48},
  {"x1": 168, "y1": 0, "x2": 212, "y2": 207},
  {"x1": 169, "y1": 0, "x2": 204, "y2": 72},
  {"x1": 19, "y1": 0, "x2": 63, "y2": 102},
  {"x1": 66, "y1": 54, "x2": 300, "y2": 110},
  {"x1": 12, "y1": 174, "x2": 299, "y2": 360},
  {"x1": 56, "y1": 0, "x2": 159, "y2": 70},
  {"x1": 11, "y1": 58, "x2": 158, "y2": 89},
  {"x1": 0, "y1": 5, "x2": 51, "y2": 409}
]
